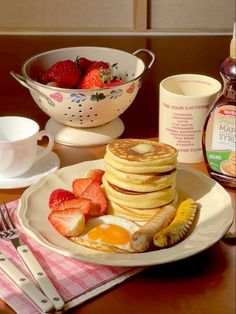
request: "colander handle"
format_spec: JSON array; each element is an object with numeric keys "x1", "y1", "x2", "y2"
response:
[
  {"x1": 10, "y1": 71, "x2": 55, "y2": 107},
  {"x1": 132, "y1": 49, "x2": 156, "y2": 75}
]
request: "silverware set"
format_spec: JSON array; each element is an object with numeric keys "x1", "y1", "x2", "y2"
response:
[{"x1": 0, "y1": 202, "x2": 65, "y2": 313}]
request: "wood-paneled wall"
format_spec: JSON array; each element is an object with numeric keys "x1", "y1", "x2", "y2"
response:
[{"x1": 0, "y1": 0, "x2": 234, "y2": 33}]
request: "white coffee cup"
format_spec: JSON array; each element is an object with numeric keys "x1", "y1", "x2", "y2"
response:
[
  {"x1": 159, "y1": 74, "x2": 222, "y2": 163},
  {"x1": 0, "y1": 116, "x2": 54, "y2": 177}
]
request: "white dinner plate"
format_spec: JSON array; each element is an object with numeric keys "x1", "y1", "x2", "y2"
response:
[{"x1": 18, "y1": 159, "x2": 234, "y2": 267}]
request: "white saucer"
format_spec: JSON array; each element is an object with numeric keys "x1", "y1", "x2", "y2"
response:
[
  {"x1": 0, "y1": 146, "x2": 60, "y2": 189},
  {"x1": 45, "y1": 117, "x2": 125, "y2": 146}
]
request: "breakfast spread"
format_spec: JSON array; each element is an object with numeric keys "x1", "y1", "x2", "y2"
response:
[
  {"x1": 47, "y1": 139, "x2": 198, "y2": 254},
  {"x1": 38, "y1": 57, "x2": 124, "y2": 89}
]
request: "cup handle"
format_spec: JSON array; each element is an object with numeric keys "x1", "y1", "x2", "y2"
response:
[{"x1": 35, "y1": 130, "x2": 54, "y2": 162}]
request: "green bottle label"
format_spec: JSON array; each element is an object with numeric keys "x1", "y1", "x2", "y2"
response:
[
  {"x1": 206, "y1": 151, "x2": 231, "y2": 172},
  {"x1": 205, "y1": 104, "x2": 236, "y2": 176}
]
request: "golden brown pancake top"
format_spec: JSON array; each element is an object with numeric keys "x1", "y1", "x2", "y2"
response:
[{"x1": 107, "y1": 139, "x2": 177, "y2": 162}]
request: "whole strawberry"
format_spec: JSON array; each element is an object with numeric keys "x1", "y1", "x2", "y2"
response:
[
  {"x1": 76, "y1": 57, "x2": 94, "y2": 73},
  {"x1": 40, "y1": 60, "x2": 81, "y2": 88},
  {"x1": 78, "y1": 68, "x2": 112, "y2": 89},
  {"x1": 76, "y1": 58, "x2": 110, "y2": 74},
  {"x1": 86, "y1": 61, "x2": 110, "y2": 72}
]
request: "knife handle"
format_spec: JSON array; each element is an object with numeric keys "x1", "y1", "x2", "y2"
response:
[
  {"x1": 0, "y1": 253, "x2": 54, "y2": 313},
  {"x1": 17, "y1": 244, "x2": 65, "y2": 311}
]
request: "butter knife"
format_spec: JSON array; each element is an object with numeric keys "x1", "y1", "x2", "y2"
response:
[
  {"x1": 0, "y1": 203, "x2": 65, "y2": 311},
  {"x1": 0, "y1": 252, "x2": 54, "y2": 313}
]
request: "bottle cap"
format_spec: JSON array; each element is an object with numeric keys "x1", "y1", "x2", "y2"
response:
[{"x1": 230, "y1": 22, "x2": 236, "y2": 59}]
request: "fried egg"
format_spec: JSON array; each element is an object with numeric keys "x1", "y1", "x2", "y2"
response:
[{"x1": 70, "y1": 215, "x2": 140, "y2": 253}]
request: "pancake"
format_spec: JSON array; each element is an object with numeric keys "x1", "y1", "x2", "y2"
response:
[
  {"x1": 104, "y1": 139, "x2": 177, "y2": 173},
  {"x1": 229, "y1": 152, "x2": 236, "y2": 165},
  {"x1": 102, "y1": 175, "x2": 176, "y2": 209},
  {"x1": 221, "y1": 160, "x2": 236, "y2": 177},
  {"x1": 105, "y1": 162, "x2": 177, "y2": 192},
  {"x1": 107, "y1": 192, "x2": 178, "y2": 222}
]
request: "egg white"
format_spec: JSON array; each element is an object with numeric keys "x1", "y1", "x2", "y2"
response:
[{"x1": 70, "y1": 215, "x2": 140, "y2": 253}]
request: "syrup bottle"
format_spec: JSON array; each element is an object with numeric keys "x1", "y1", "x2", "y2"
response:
[{"x1": 202, "y1": 23, "x2": 236, "y2": 188}]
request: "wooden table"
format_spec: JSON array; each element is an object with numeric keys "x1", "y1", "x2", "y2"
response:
[{"x1": 0, "y1": 35, "x2": 235, "y2": 314}]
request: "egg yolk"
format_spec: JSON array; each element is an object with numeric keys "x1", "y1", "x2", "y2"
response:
[{"x1": 88, "y1": 223, "x2": 130, "y2": 245}]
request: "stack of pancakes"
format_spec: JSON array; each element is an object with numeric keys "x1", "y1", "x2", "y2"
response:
[{"x1": 102, "y1": 139, "x2": 178, "y2": 222}]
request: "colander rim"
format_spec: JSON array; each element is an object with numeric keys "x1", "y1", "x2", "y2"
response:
[{"x1": 21, "y1": 46, "x2": 145, "y2": 92}]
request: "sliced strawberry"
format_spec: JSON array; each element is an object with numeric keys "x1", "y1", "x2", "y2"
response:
[
  {"x1": 48, "y1": 207, "x2": 85, "y2": 237},
  {"x1": 49, "y1": 189, "x2": 75, "y2": 211},
  {"x1": 86, "y1": 169, "x2": 105, "y2": 185},
  {"x1": 72, "y1": 178, "x2": 93, "y2": 198},
  {"x1": 57, "y1": 198, "x2": 92, "y2": 219},
  {"x1": 40, "y1": 60, "x2": 81, "y2": 88},
  {"x1": 81, "y1": 181, "x2": 107, "y2": 216}
]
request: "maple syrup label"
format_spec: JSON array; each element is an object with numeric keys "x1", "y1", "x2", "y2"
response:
[{"x1": 205, "y1": 104, "x2": 236, "y2": 176}]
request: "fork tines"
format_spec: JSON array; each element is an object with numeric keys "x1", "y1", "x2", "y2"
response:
[{"x1": 0, "y1": 202, "x2": 16, "y2": 231}]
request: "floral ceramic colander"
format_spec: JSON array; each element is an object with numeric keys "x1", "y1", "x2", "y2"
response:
[{"x1": 11, "y1": 47, "x2": 155, "y2": 146}]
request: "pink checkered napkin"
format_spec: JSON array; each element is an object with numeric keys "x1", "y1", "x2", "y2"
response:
[{"x1": 0, "y1": 200, "x2": 144, "y2": 314}]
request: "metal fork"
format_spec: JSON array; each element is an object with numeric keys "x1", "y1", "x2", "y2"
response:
[{"x1": 0, "y1": 202, "x2": 64, "y2": 312}]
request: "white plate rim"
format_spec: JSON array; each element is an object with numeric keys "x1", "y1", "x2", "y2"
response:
[{"x1": 17, "y1": 159, "x2": 234, "y2": 267}]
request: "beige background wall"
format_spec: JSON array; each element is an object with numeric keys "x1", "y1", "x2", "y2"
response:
[
  {"x1": 0, "y1": 0, "x2": 235, "y2": 33},
  {"x1": 0, "y1": 0, "x2": 134, "y2": 32},
  {"x1": 150, "y1": 0, "x2": 235, "y2": 32}
]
